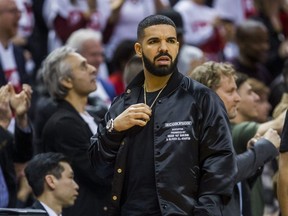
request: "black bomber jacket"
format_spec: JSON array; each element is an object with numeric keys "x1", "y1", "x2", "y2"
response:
[{"x1": 89, "y1": 70, "x2": 237, "y2": 216}]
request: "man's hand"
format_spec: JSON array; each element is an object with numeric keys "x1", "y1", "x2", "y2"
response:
[
  {"x1": 10, "y1": 84, "x2": 32, "y2": 117},
  {"x1": 262, "y1": 128, "x2": 281, "y2": 149},
  {"x1": 10, "y1": 84, "x2": 33, "y2": 129},
  {"x1": 0, "y1": 84, "x2": 13, "y2": 129},
  {"x1": 113, "y1": 103, "x2": 152, "y2": 132},
  {"x1": 247, "y1": 128, "x2": 281, "y2": 150}
]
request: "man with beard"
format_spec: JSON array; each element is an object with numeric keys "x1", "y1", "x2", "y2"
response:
[{"x1": 89, "y1": 14, "x2": 237, "y2": 216}]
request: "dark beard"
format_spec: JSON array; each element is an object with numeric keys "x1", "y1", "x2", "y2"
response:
[{"x1": 142, "y1": 52, "x2": 178, "y2": 77}]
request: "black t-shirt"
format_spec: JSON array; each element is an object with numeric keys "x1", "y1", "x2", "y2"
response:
[
  {"x1": 280, "y1": 111, "x2": 288, "y2": 152},
  {"x1": 121, "y1": 89, "x2": 162, "y2": 216}
]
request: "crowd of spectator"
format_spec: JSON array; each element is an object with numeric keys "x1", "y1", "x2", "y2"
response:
[{"x1": 1, "y1": 0, "x2": 288, "y2": 216}]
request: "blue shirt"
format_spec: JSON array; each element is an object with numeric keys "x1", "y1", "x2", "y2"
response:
[{"x1": 0, "y1": 164, "x2": 9, "y2": 207}]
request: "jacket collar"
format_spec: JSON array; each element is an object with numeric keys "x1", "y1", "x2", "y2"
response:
[
  {"x1": 126, "y1": 68, "x2": 184, "y2": 96},
  {"x1": 123, "y1": 68, "x2": 184, "y2": 110}
]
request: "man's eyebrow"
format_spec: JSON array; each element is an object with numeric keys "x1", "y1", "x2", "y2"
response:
[
  {"x1": 147, "y1": 36, "x2": 159, "y2": 41},
  {"x1": 168, "y1": 36, "x2": 177, "y2": 40}
]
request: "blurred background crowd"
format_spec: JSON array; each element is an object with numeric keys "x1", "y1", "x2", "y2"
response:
[{"x1": 1, "y1": 0, "x2": 288, "y2": 216}]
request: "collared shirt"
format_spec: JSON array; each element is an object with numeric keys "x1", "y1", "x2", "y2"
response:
[
  {"x1": 237, "y1": 182, "x2": 243, "y2": 216},
  {"x1": 0, "y1": 165, "x2": 9, "y2": 207},
  {"x1": 0, "y1": 42, "x2": 22, "y2": 93},
  {"x1": 80, "y1": 111, "x2": 97, "y2": 134},
  {"x1": 40, "y1": 201, "x2": 62, "y2": 216}
]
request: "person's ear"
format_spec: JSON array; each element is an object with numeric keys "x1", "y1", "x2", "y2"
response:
[
  {"x1": 134, "y1": 43, "x2": 142, "y2": 57},
  {"x1": 176, "y1": 41, "x2": 180, "y2": 54},
  {"x1": 45, "y1": 175, "x2": 57, "y2": 190},
  {"x1": 60, "y1": 77, "x2": 73, "y2": 89}
]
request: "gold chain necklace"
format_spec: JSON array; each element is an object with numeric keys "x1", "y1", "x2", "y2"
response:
[{"x1": 143, "y1": 83, "x2": 167, "y2": 109}]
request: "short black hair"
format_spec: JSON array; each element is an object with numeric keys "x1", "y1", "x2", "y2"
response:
[
  {"x1": 235, "y1": 72, "x2": 249, "y2": 88},
  {"x1": 137, "y1": 14, "x2": 176, "y2": 41},
  {"x1": 25, "y1": 152, "x2": 71, "y2": 197}
]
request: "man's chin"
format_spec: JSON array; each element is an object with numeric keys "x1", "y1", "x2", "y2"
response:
[{"x1": 228, "y1": 111, "x2": 237, "y2": 120}]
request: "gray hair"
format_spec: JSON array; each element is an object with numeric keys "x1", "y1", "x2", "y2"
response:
[
  {"x1": 66, "y1": 28, "x2": 102, "y2": 53},
  {"x1": 41, "y1": 46, "x2": 76, "y2": 99}
]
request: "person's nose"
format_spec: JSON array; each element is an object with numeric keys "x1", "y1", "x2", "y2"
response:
[
  {"x1": 89, "y1": 64, "x2": 97, "y2": 75},
  {"x1": 253, "y1": 92, "x2": 260, "y2": 102},
  {"x1": 234, "y1": 91, "x2": 241, "y2": 103},
  {"x1": 262, "y1": 42, "x2": 270, "y2": 51},
  {"x1": 74, "y1": 180, "x2": 79, "y2": 190},
  {"x1": 159, "y1": 41, "x2": 168, "y2": 53}
]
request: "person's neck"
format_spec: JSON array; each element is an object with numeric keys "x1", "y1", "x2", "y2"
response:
[
  {"x1": 230, "y1": 113, "x2": 249, "y2": 124},
  {"x1": 64, "y1": 94, "x2": 88, "y2": 113},
  {"x1": 144, "y1": 71, "x2": 171, "y2": 92},
  {"x1": 0, "y1": 37, "x2": 11, "y2": 49},
  {"x1": 38, "y1": 196, "x2": 62, "y2": 215}
]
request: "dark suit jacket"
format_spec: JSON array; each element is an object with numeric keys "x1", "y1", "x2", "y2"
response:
[
  {"x1": 30, "y1": 200, "x2": 48, "y2": 215},
  {"x1": 223, "y1": 138, "x2": 278, "y2": 216},
  {"x1": 0, "y1": 124, "x2": 33, "y2": 207},
  {"x1": 0, "y1": 45, "x2": 29, "y2": 86},
  {"x1": 40, "y1": 100, "x2": 112, "y2": 216}
]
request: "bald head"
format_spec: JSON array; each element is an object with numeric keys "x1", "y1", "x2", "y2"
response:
[
  {"x1": 236, "y1": 20, "x2": 267, "y2": 41},
  {"x1": 235, "y1": 20, "x2": 269, "y2": 63},
  {"x1": 0, "y1": 0, "x2": 20, "y2": 43}
]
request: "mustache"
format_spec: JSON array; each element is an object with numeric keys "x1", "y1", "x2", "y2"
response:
[{"x1": 154, "y1": 53, "x2": 172, "y2": 61}]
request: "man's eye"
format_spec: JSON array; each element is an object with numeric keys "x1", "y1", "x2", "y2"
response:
[
  {"x1": 149, "y1": 40, "x2": 157, "y2": 44},
  {"x1": 168, "y1": 39, "x2": 176, "y2": 44},
  {"x1": 81, "y1": 64, "x2": 88, "y2": 70}
]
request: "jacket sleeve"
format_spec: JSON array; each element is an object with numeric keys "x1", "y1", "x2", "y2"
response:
[
  {"x1": 89, "y1": 97, "x2": 125, "y2": 179},
  {"x1": 194, "y1": 90, "x2": 237, "y2": 215},
  {"x1": 13, "y1": 122, "x2": 33, "y2": 163},
  {"x1": 235, "y1": 138, "x2": 278, "y2": 183}
]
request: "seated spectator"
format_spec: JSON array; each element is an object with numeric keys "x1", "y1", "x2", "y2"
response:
[
  {"x1": 25, "y1": 152, "x2": 79, "y2": 216},
  {"x1": 247, "y1": 78, "x2": 272, "y2": 123}
]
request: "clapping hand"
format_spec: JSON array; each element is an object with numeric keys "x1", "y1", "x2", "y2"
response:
[
  {"x1": 0, "y1": 84, "x2": 13, "y2": 129},
  {"x1": 9, "y1": 83, "x2": 33, "y2": 129},
  {"x1": 10, "y1": 84, "x2": 32, "y2": 117}
]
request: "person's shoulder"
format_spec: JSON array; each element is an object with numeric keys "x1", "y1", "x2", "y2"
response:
[
  {"x1": 30, "y1": 200, "x2": 45, "y2": 210},
  {"x1": 43, "y1": 102, "x2": 81, "y2": 129},
  {"x1": 231, "y1": 121, "x2": 259, "y2": 134}
]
